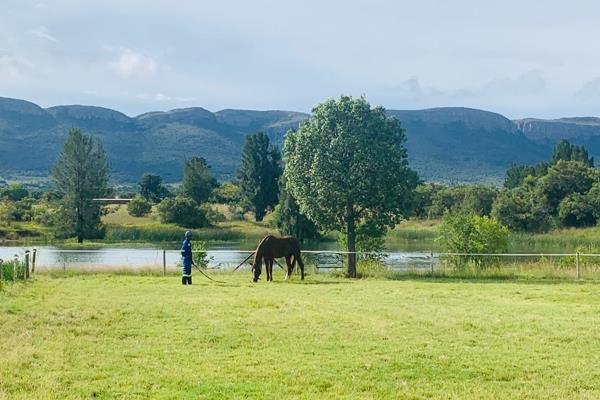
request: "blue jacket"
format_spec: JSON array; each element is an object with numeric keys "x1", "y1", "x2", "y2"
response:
[{"x1": 181, "y1": 239, "x2": 192, "y2": 275}]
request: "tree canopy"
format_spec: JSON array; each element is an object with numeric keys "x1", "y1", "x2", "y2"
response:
[
  {"x1": 139, "y1": 173, "x2": 169, "y2": 203},
  {"x1": 552, "y1": 139, "x2": 594, "y2": 167},
  {"x1": 284, "y1": 96, "x2": 418, "y2": 276}
]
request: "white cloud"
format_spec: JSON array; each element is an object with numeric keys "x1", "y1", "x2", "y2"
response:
[
  {"x1": 136, "y1": 92, "x2": 195, "y2": 102},
  {"x1": 0, "y1": 55, "x2": 32, "y2": 84},
  {"x1": 109, "y1": 48, "x2": 157, "y2": 79},
  {"x1": 28, "y1": 26, "x2": 57, "y2": 42},
  {"x1": 576, "y1": 78, "x2": 600, "y2": 100}
]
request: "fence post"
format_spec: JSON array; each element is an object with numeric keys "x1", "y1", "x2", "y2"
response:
[
  {"x1": 430, "y1": 251, "x2": 434, "y2": 274},
  {"x1": 163, "y1": 250, "x2": 166, "y2": 277},
  {"x1": 24, "y1": 251, "x2": 30, "y2": 280},
  {"x1": 32, "y1": 249, "x2": 37, "y2": 274},
  {"x1": 0, "y1": 259, "x2": 3, "y2": 289},
  {"x1": 576, "y1": 252, "x2": 580, "y2": 280},
  {"x1": 13, "y1": 255, "x2": 17, "y2": 283}
]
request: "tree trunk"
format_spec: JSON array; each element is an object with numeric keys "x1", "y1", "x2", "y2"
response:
[
  {"x1": 255, "y1": 208, "x2": 264, "y2": 222},
  {"x1": 295, "y1": 209, "x2": 301, "y2": 241},
  {"x1": 346, "y1": 204, "x2": 356, "y2": 278}
]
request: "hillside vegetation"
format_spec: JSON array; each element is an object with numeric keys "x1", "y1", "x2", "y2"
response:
[{"x1": 4, "y1": 96, "x2": 600, "y2": 184}]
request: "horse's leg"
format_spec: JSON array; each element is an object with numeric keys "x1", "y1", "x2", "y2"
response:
[
  {"x1": 266, "y1": 259, "x2": 271, "y2": 282},
  {"x1": 269, "y1": 259, "x2": 274, "y2": 281},
  {"x1": 285, "y1": 255, "x2": 292, "y2": 280}
]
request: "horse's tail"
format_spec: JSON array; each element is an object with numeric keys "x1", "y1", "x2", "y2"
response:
[{"x1": 289, "y1": 237, "x2": 304, "y2": 276}]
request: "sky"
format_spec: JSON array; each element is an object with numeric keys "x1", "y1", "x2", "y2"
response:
[{"x1": 1, "y1": 0, "x2": 600, "y2": 118}]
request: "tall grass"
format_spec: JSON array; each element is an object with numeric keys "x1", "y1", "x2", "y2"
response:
[
  {"x1": 388, "y1": 219, "x2": 600, "y2": 254},
  {"x1": 0, "y1": 259, "x2": 26, "y2": 286},
  {"x1": 104, "y1": 224, "x2": 247, "y2": 243},
  {"x1": 509, "y1": 228, "x2": 600, "y2": 253}
]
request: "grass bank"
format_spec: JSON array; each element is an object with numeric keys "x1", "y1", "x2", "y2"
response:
[
  {"x1": 2, "y1": 274, "x2": 600, "y2": 399},
  {"x1": 388, "y1": 219, "x2": 600, "y2": 253}
]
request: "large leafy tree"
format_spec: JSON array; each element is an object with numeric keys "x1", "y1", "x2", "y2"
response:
[
  {"x1": 492, "y1": 177, "x2": 553, "y2": 232},
  {"x1": 539, "y1": 160, "x2": 599, "y2": 213},
  {"x1": 284, "y1": 96, "x2": 418, "y2": 277},
  {"x1": 181, "y1": 157, "x2": 216, "y2": 204},
  {"x1": 52, "y1": 128, "x2": 110, "y2": 243},
  {"x1": 237, "y1": 132, "x2": 282, "y2": 221},
  {"x1": 139, "y1": 173, "x2": 169, "y2": 203}
]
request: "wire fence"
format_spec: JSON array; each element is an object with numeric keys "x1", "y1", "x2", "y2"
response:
[{"x1": 2, "y1": 247, "x2": 600, "y2": 284}]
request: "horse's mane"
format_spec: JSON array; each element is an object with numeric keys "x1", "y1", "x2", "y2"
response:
[{"x1": 254, "y1": 235, "x2": 273, "y2": 266}]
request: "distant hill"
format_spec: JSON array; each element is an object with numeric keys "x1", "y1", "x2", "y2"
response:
[
  {"x1": 388, "y1": 108, "x2": 548, "y2": 183},
  {"x1": 0, "y1": 97, "x2": 307, "y2": 183},
  {"x1": 1, "y1": 96, "x2": 598, "y2": 185}
]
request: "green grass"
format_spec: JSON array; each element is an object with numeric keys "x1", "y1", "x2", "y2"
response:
[
  {"x1": 509, "y1": 227, "x2": 600, "y2": 253},
  {"x1": 2, "y1": 274, "x2": 600, "y2": 399},
  {"x1": 386, "y1": 219, "x2": 442, "y2": 251},
  {"x1": 100, "y1": 205, "x2": 277, "y2": 246},
  {"x1": 0, "y1": 221, "x2": 50, "y2": 242},
  {"x1": 388, "y1": 219, "x2": 600, "y2": 254}
]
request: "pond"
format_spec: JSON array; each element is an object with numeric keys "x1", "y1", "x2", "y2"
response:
[{"x1": 0, "y1": 246, "x2": 434, "y2": 272}]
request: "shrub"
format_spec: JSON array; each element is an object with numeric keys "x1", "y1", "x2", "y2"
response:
[
  {"x1": 439, "y1": 212, "x2": 509, "y2": 269},
  {"x1": 227, "y1": 205, "x2": 245, "y2": 221},
  {"x1": 127, "y1": 195, "x2": 152, "y2": 217},
  {"x1": 558, "y1": 193, "x2": 595, "y2": 227},
  {"x1": 0, "y1": 183, "x2": 29, "y2": 201},
  {"x1": 211, "y1": 181, "x2": 241, "y2": 204},
  {"x1": 192, "y1": 240, "x2": 213, "y2": 269},
  {"x1": 156, "y1": 196, "x2": 208, "y2": 228},
  {"x1": 200, "y1": 204, "x2": 226, "y2": 224},
  {"x1": 31, "y1": 203, "x2": 58, "y2": 226},
  {"x1": 0, "y1": 201, "x2": 18, "y2": 225}
]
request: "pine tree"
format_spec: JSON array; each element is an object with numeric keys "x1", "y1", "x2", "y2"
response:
[
  {"x1": 552, "y1": 139, "x2": 594, "y2": 167},
  {"x1": 273, "y1": 177, "x2": 320, "y2": 241},
  {"x1": 180, "y1": 157, "x2": 216, "y2": 204},
  {"x1": 237, "y1": 132, "x2": 282, "y2": 221},
  {"x1": 52, "y1": 128, "x2": 110, "y2": 243}
]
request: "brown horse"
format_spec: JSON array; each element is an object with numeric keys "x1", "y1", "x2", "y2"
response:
[{"x1": 252, "y1": 235, "x2": 305, "y2": 282}]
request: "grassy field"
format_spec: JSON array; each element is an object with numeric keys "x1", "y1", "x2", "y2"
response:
[{"x1": 2, "y1": 274, "x2": 600, "y2": 399}]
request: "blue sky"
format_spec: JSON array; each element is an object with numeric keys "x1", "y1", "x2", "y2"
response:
[{"x1": 1, "y1": 0, "x2": 600, "y2": 118}]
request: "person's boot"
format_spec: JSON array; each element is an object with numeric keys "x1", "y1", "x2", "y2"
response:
[
  {"x1": 188, "y1": 277, "x2": 192, "y2": 285},
  {"x1": 182, "y1": 276, "x2": 187, "y2": 285}
]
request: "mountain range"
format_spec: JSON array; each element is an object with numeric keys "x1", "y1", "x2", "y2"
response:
[{"x1": 1, "y1": 96, "x2": 599, "y2": 185}]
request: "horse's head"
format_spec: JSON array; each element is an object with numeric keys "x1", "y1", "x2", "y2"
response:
[{"x1": 252, "y1": 257, "x2": 262, "y2": 282}]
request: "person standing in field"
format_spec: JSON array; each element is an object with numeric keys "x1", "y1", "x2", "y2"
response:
[{"x1": 181, "y1": 231, "x2": 193, "y2": 285}]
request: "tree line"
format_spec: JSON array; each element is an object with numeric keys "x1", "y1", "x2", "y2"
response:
[{"x1": 2, "y1": 95, "x2": 599, "y2": 276}]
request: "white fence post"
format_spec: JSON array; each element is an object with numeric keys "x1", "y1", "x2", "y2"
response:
[{"x1": 576, "y1": 252, "x2": 580, "y2": 280}]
